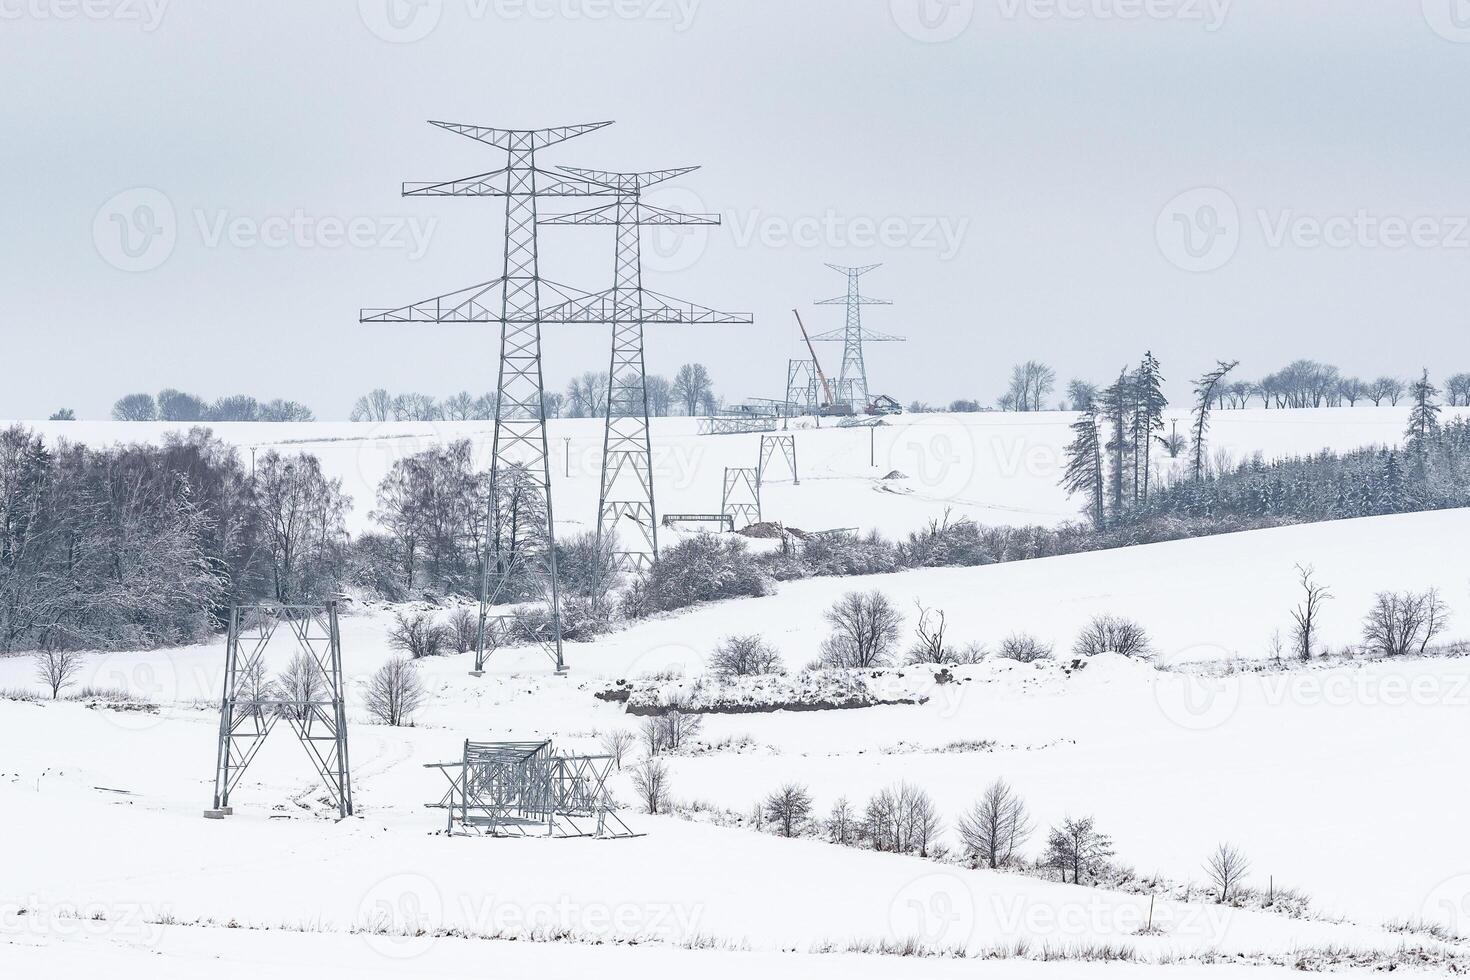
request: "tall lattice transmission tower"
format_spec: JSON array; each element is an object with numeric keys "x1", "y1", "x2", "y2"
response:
[
  {"x1": 541, "y1": 167, "x2": 750, "y2": 571},
  {"x1": 811, "y1": 263, "x2": 905, "y2": 411},
  {"x1": 362, "y1": 119, "x2": 621, "y2": 672}
]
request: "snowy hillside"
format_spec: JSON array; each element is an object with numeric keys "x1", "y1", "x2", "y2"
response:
[
  {"x1": 13, "y1": 407, "x2": 1464, "y2": 536},
  {"x1": 4, "y1": 506, "x2": 1470, "y2": 975}
]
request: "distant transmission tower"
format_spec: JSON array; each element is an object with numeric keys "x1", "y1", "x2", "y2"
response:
[
  {"x1": 811, "y1": 263, "x2": 905, "y2": 411},
  {"x1": 362, "y1": 119, "x2": 620, "y2": 672},
  {"x1": 541, "y1": 167, "x2": 750, "y2": 571}
]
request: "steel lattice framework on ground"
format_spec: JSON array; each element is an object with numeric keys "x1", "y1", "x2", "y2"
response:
[
  {"x1": 540, "y1": 166, "x2": 751, "y2": 572},
  {"x1": 208, "y1": 602, "x2": 352, "y2": 819},
  {"x1": 722, "y1": 467, "x2": 761, "y2": 528},
  {"x1": 362, "y1": 119, "x2": 622, "y2": 674},
  {"x1": 811, "y1": 263, "x2": 906, "y2": 411},
  {"x1": 426, "y1": 739, "x2": 636, "y2": 838}
]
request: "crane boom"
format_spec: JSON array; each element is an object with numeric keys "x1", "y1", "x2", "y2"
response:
[{"x1": 793, "y1": 309, "x2": 835, "y2": 407}]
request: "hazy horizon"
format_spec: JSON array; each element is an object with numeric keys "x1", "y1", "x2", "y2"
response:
[{"x1": 4, "y1": 1, "x2": 1469, "y2": 419}]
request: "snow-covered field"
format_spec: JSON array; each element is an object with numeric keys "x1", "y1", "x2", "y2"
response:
[
  {"x1": 3, "y1": 408, "x2": 1469, "y2": 977},
  {"x1": 13, "y1": 406, "x2": 1465, "y2": 536}
]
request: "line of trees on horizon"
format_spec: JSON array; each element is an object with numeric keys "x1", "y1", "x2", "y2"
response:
[
  {"x1": 347, "y1": 363, "x2": 721, "y2": 423},
  {"x1": 908, "y1": 359, "x2": 1470, "y2": 416},
  {"x1": 106, "y1": 390, "x2": 316, "y2": 424}
]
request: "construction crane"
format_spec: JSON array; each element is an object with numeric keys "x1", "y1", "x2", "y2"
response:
[{"x1": 793, "y1": 309, "x2": 850, "y2": 415}]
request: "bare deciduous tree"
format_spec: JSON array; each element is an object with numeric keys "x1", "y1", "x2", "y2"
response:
[
  {"x1": 364, "y1": 657, "x2": 426, "y2": 726},
  {"x1": 1204, "y1": 843, "x2": 1251, "y2": 904},
  {"x1": 764, "y1": 782, "x2": 813, "y2": 838},
  {"x1": 277, "y1": 649, "x2": 325, "y2": 722},
  {"x1": 599, "y1": 729, "x2": 634, "y2": 770},
  {"x1": 820, "y1": 590, "x2": 903, "y2": 668},
  {"x1": 1362, "y1": 589, "x2": 1450, "y2": 657},
  {"x1": 632, "y1": 759, "x2": 671, "y2": 815},
  {"x1": 906, "y1": 602, "x2": 950, "y2": 664},
  {"x1": 34, "y1": 648, "x2": 83, "y2": 699},
  {"x1": 826, "y1": 796, "x2": 857, "y2": 845},
  {"x1": 1044, "y1": 815, "x2": 1115, "y2": 885},
  {"x1": 864, "y1": 781, "x2": 942, "y2": 856},
  {"x1": 1290, "y1": 564, "x2": 1331, "y2": 661},
  {"x1": 957, "y1": 778, "x2": 1033, "y2": 869}
]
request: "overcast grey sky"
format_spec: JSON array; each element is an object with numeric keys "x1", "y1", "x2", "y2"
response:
[{"x1": 2, "y1": 0, "x2": 1468, "y2": 419}]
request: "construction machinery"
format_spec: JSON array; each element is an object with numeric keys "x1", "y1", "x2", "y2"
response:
[{"x1": 793, "y1": 309, "x2": 854, "y2": 417}]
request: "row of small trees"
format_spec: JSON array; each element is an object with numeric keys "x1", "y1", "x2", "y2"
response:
[
  {"x1": 111, "y1": 390, "x2": 314, "y2": 423},
  {"x1": 923, "y1": 358, "x2": 1469, "y2": 415},
  {"x1": 347, "y1": 364, "x2": 720, "y2": 424},
  {"x1": 754, "y1": 777, "x2": 1252, "y2": 902}
]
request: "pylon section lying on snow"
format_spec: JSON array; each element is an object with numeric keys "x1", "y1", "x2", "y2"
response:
[{"x1": 425, "y1": 739, "x2": 636, "y2": 838}]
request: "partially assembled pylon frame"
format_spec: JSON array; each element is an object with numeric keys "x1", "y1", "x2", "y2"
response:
[
  {"x1": 722, "y1": 467, "x2": 762, "y2": 529},
  {"x1": 426, "y1": 739, "x2": 635, "y2": 838},
  {"x1": 208, "y1": 602, "x2": 353, "y2": 819}
]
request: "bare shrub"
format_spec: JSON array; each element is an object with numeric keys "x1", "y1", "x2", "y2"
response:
[
  {"x1": 632, "y1": 759, "x2": 671, "y2": 814},
  {"x1": 710, "y1": 635, "x2": 784, "y2": 678},
  {"x1": 1072, "y1": 615, "x2": 1153, "y2": 658},
  {"x1": 957, "y1": 778, "x2": 1033, "y2": 869},
  {"x1": 446, "y1": 607, "x2": 479, "y2": 654},
  {"x1": 763, "y1": 782, "x2": 813, "y2": 837},
  {"x1": 1204, "y1": 843, "x2": 1251, "y2": 904},
  {"x1": 1362, "y1": 590, "x2": 1450, "y2": 657},
  {"x1": 599, "y1": 729, "x2": 634, "y2": 770},
  {"x1": 388, "y1": 610, "x2": 449, "y2": 659},
  {"x1": 820, "y1": 590, "x2": 904, "y2": 668},
  {"x1": 999, "y1": 633, "x2": 1053, "y2": 663},
  {"x1": 33, "y1": 649, "x2": 83, "y2": 699},
  {"x1": 364, "y1": 657, "x2": 426, "y2": 726}
]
